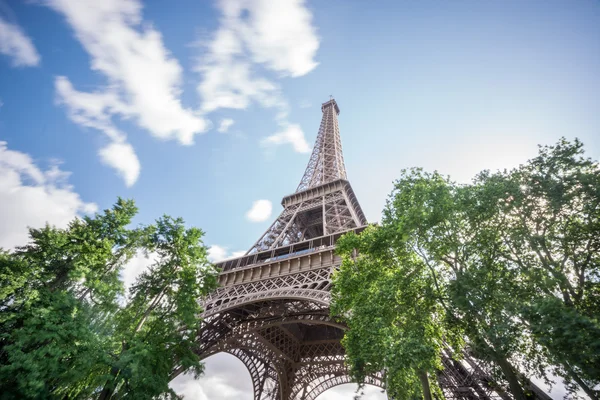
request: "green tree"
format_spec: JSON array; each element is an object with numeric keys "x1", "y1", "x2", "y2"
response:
[
  {"x1": 332, "y1": 226, "x2": 448, "y2": 400},
  {"x1": 476, "y1": 138, "x2": 600, "y2": 398},
  {"x1": 333, "y1": 139, "x2": 600, "y2": 400},
  {"x1": 334, "y1": 170, "x2": 539, "y2": 400},
  {"x1": 0, "y1": 199, "x2": 219, "y2": 399}
]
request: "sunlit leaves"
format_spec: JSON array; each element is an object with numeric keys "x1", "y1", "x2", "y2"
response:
[{"x1": 333, "y1": 138, "x2": 599, "y2": 400}]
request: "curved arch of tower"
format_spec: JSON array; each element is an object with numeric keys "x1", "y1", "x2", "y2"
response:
[{"x1": 175, "y1": 99, "x2": 551, "y2": 400}]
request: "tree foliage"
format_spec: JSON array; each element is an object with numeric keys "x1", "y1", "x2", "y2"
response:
[
  {"x1": 332, "y1": 138, "x2": 599, "y2": 400},
  {"x1": 0, "y1": 199, "x2": 219, "y2": 399},
  {"x1": 333, "y1": 226, "x2": 448, "y2": 400}
]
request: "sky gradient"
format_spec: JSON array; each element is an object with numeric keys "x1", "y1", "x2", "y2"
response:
[{"x1": 1, "y1": 0, "x2": 599, "y2": 398}]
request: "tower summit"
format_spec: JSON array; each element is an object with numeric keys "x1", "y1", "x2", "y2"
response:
[{"x1": 177, "y1": 98, "x2": 533, "y2": 400}]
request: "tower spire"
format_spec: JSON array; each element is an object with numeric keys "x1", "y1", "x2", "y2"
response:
[{"x1": 296, "y1": 98, "x2": 347, "y2": 192}]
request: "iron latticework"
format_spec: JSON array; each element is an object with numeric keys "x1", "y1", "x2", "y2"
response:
[
  {"x1": 296, "y1": 99, "x2": 347, "y2": 192},
  {"x1": 247, "y1": 99, "x2": 365, "y2": 255},
  {"x1": 171, "y1": 98, "x2": 551, "y2": 400}
]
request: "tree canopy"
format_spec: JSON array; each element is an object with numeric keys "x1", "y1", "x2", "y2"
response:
[
  {"x1": 0, "y1": 199, "x2": 219, "y2": 399},
  {"x1": 332, "y1": 138, "x2": 600, "y2": 400}
]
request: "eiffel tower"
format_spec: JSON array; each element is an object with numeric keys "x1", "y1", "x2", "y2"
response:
[{"x1": 178, "y1": 98, "x2": 552, "y2": 400}]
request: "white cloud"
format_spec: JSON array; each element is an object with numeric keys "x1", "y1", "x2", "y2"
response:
[
  {"x1": 121, "y1": 250, "x2": 159, "y2": 290},
  {"x1": 198, "y1": 52, "x2": 281, "y2": 113},
  {"x1": 261, "y1": 123, "x2": 310, "y2": 153},
  {"x1": 54, "y1": 76, "x2": 127, "y2": 142},
  {"x1": 0, "y1": 16, "x2": 40, "y2": 67},
  {"x1": 214, "y1": 0, "x2": 319, "y2": 77},
  {"x1": 243, "y1": 0, "x2": 318, "y2": 77},
  {"x1": 0, "y1": 141, "x2": 97, "y2": 250},
  {"x1": 48, "y1": 0, "x2": 208, "y2": 186},
  {"x1": 208, "y1": 245, "x2": 245, "y2": 263},
  {"x1": 170, "y1": 354, "x2": 252, "y2": 400},
  {"x1": 217, "y1": 118, "x2": 235, "y2": 133},
  {"x1": 170, "y1": 353, "x2": 387, "y2": 400},
  {"x1": 98, "y1": 142, "x2": 140, "y2": 187},
  {"x1": 208, "y1": 245, "x2": 228, "y2": 262},
  {"x1": 245, "y1": 199, "x2": 272, "y2": 222},
  {"x1": 197, "y1": 0, "x2": 318, "y2": 148}
]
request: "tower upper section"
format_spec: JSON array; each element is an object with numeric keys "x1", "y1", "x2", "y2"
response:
[
  {"x1": 296, "y1": 98, "x2": 347, "y2": 192},
  {"x1": 244, "y1": 97, "x2": 366, "y2": 255}
]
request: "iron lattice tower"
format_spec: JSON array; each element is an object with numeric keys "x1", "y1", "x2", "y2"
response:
[{"x1": 173, "y1": 99, "x2": 551, "y2": 400}]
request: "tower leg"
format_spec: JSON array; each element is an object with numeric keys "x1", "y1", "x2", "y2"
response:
[{"x1": 227, "y1": 349, "x2": 281, "y2": 400}]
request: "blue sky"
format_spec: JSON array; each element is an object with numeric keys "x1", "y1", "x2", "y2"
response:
[{"x1": 1, "y1": 0, "x2": 599, "y2": 398}]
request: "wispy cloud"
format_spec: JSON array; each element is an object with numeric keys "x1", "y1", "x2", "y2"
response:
[
  {"x1": 208, "y1": 245, "x2": 246, "y2": 262},
  {"x1": 0, "y1": 141, "x2": 97, "y2": 250},
  {"x1": 48, "y1": 0, "x2": 208, "y2": 186},
  {"x1": 197, "y1": 0, "x2": 319, "y2": 149},
  {"x1": 47, "y1": 0, "x2": 320, "y2": 185},
  {"x1": 261, "y1": 123, "x2": 310, "y2": 153},
  {"x1": 0, "y1": 15, "x2": 40, "y2": 67},
  {"x1": 245, "y1": 199, "x2": 272, "y2": 222},
  {"x1": 229, "y1": 0, "x2": 318, "y2": 77},
  {"x1": 98, "y1": 141, "x2": 140, "y2": 187},
  {"x1": 217, "y1": 118, "x2": 235, "y2": 133}
]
